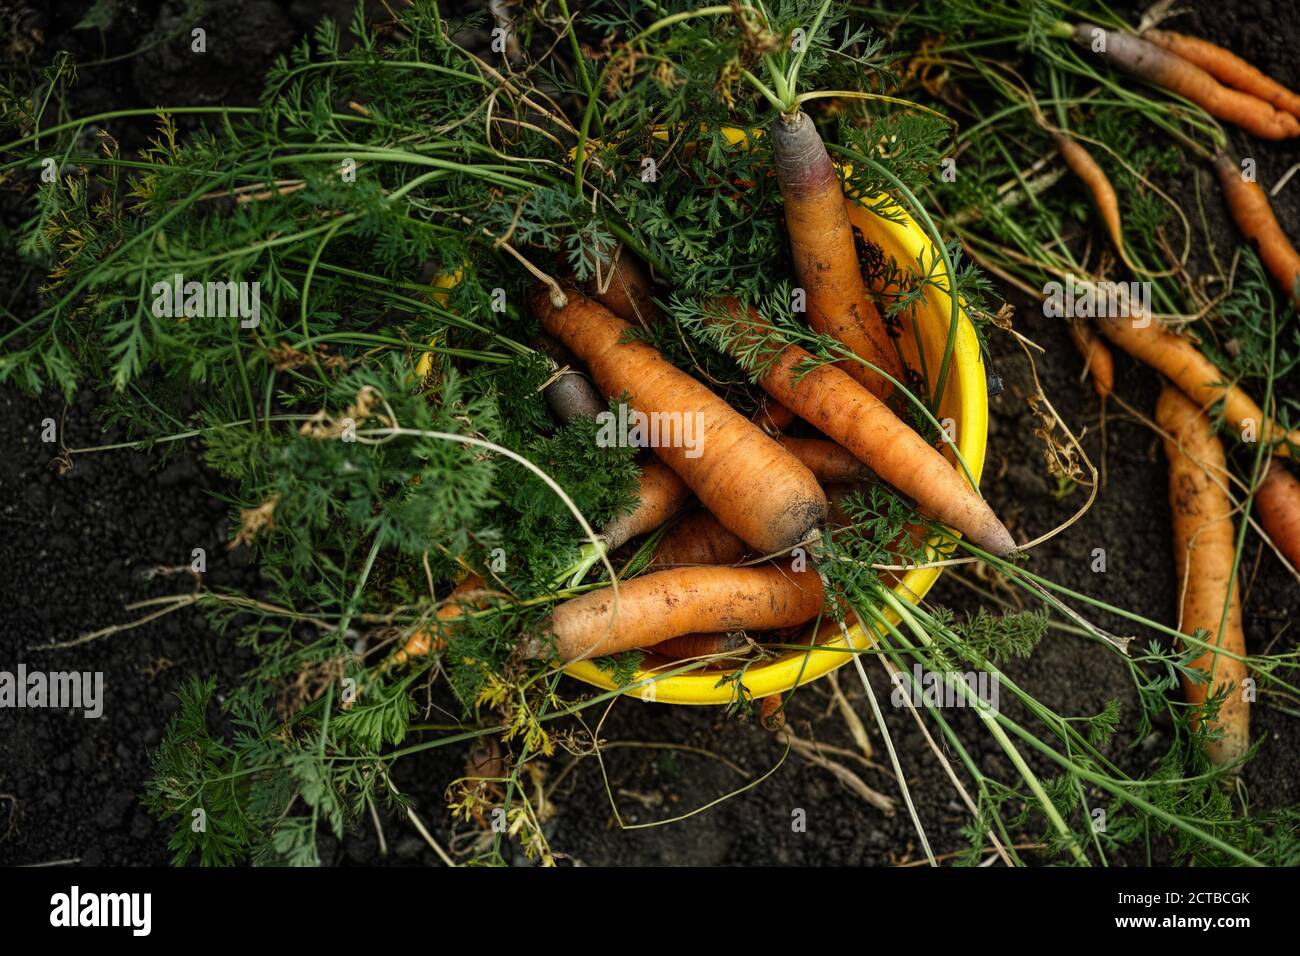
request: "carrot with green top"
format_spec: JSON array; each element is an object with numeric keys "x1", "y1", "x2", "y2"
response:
[{"x1": 770, "y1": 110, "x2": 904, "y2": 399}]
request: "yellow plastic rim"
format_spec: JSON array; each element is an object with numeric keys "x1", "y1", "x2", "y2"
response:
[{"x1": 561, "y1": 127, "x2": 990, "y2": 704}]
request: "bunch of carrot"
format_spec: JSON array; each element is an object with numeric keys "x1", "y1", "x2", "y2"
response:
[
  {"x1": 1037, "y1": 21, "x2": 1300, "y2": 766},
  {"x1": 1059, "y1": 21, "x2": 1300, "y2": 301},
  {"x1": 517, "y1": 108, "x2": 1025, "y2": 664},
  {"x1": 392, "y1": 112, "x2": 1017, "y2": 673},
  {"x1": 1065, "y1": 22, "x2": 1300, "y2": 140}
]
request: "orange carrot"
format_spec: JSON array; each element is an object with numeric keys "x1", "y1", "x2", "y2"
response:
[
  {"x1": 1255, "y1": 459, "x2": 1300, "y2": 573},
  {"x1": 1157, "y1": 386, "x2": 1250, "y2": 766},
  {"x1": 648, "y1": 509, "x2": 748, "y2": 568},
  {"x1": 1066, "y1": 320, "x2": 1114, "y2": 400},
  {"x1": 758, "y1": 694, "x2": 786, "y2": 731},
  {"x1": 1095, "y1": 313, "x2": 1300, "y2": 455},
  {"x1": 590, "y1": 246, "x2": 663, "y2": 326},
  {"x1": 1053, "y1": 133, "x2": 1125, "y2": 261},
  {"x1": 526, "y1": 562, "x2": 824, "y2": 661},
  {"x1": 1145, "y1": 29, "x2": 1300, "y2": 119},
  {"x1": 1071, "y1": 23, "x2": 1300, "y2": 140},
  {"x1": 650, "y1": 631, "x2": 748, "y2": 660},
  {"x1": 770, "y1": 110, "x2": 904, "y2": 398},
  {"x1": 753, "y1": 396, "x2": 797, "y2": 434},
  {"x1": 532, "y1": 287, "x2": 828, "y2": 554},
  {"x1": 602, "y1": 460, "x2": 692, "y2": 551},
  {"x1": 1213, "y1": 153, "x2": 1300, "y2": 305},
  {"x1": 715, "y1": 301, "x2": 1017, "y2": 556},
  {"x1": 391, "y1": 573, "x2": 490, "y2": 666},
  {"x1": 777, "y1": 435, "x2": 875, "y2": 483}
]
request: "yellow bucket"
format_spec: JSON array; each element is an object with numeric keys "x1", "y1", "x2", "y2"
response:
[{"x1": 561, "y1": 127, "x2": 990, "y2": 704}]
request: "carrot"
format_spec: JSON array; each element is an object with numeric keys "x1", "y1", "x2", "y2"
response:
[
  {"x1": 601, "y1": 459, "x2": 692, "y2": 552},
  {"x1": 532, "y1": 334, "x2": 607, "y2": 422},
  {"x1": 753, "y1": 396, "x2": 797, "y2": 435},
  {"x1": 1070, "y1": 23, "x2": 1300, "y2": 140},
  {"x1": 391, "y1": 572, "x2": 489, "y2": 666},
  {"x1": 1255, "y1": 460, "x2": 1300, "y2": 573},
  {"x1": 1157, "y1": 386, "x2": 1250, "y2": 766},
  {"x1": 649, "y1": 631, "x2": 748, "y2": 660},
  {"x1": 532, "y1": 286, "x2": 828, "y2": 554},
  {"x1": 1213, "y1": 153, "x2": 1300, "y2": 305},
  {"x1": 1052, "y1": 133, "x2": 1125, "y2": 261},
  {"x1": 1144, "y1": 29, "x2": 1300, "y2": 119},
  {"x1": 525, "y1": 562, "x2": 824, "y2": 661},
  {"x1": 758, "y1": 694, "x2": 786, "y2": 731},
  {"x1": 770, "y1": 110, "x2": 904, "y2": 399},
  {"x1": 776, "y1": 435, "x2": 875, "y2": 483},
  {"x1": 589, "y1": 246, "x2": 664, "y2": 326},
  {"x1": 648, "y1": 509, "x2": 748, "y2": 568},
  {"x1": 1095, "y1": 313, "x2": 1300, "y2": 455},
  {"x1": 714, "y1": 301, "x2": 1018, "y2": 556},
  {"x1": 1066, "y1": 320, "x2": 1114, "y2": 400}
]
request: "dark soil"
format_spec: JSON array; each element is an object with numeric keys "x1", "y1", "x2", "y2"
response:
[{"x1": 0, "y1": 0, "x2": 1296, "y2": 867}]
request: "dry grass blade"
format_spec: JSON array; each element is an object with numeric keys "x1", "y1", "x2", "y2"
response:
[
  {"x1": 827, "y1": 668, "x2": 873, "y2": 759},
  {"x1": 785, "y1": 731, "x2": 896, "y2": 815}
]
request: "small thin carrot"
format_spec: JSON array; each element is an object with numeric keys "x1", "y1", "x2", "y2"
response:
[
  {"x1": 1213, "y1": 152, "x2": 1300, "y2": 305},
  {"x1": 648, "y1": 509, "x2": 748, "y2": 568},
  {"x1": 1095, "y1": 313, "x2": 1300, "y2": 455},
  {"x1": 1070, "y1": 22, "x2": 1300, "y2": 140},
  {"x1": 715, "y1": 301, "x2": 1017, "y2": 556},
  {"x1": 532, "y1": 286, "x2": 828, "y2": 554},
  {"x1": 1157, "y1": 386, "x2": 1250, "y2": 767},
  {"x1": 391, "y1": 572, "x2": 489, "y2": 666},
  {"x1": 1255, "y1": 459, "x2": 1300, "y2": 573},
  {"x1": 525, "y1": 562, "x2": 824, "y2": 661},
  {"x1": 770, "y1": 110, "x2": 904, "y2": 399},
  {"x1": 1066, "y1": 320, "x2": 1114, "y2": 400},
  {"x1": 1052, "y1": 133, "x2": 1125, "y2": 265},
  {"x1": 1145, "y1": 29, "x2": 1300, "y2": 119}
]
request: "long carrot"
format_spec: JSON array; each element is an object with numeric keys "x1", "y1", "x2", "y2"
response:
[
  {"x1": 1095, "y1": 313, "x2": 1300, "y2": 455},
  {"x1": 777, "y1": 434, "x2": 875, "y2": 483},
  {"x1": 716, "y1": 301, "x2": 1017, "y2": 556},
  {"x1": 1157, "y1": 386, "x2": 1250, "y2": 766},
  {"x1": 1052, "y1": 133, "x2": 1125, "y2": 262},
  {"x1": 1213, "y1": 153, "x2": 1300, "y2": 305},
  {"x1": 648, "y1": 509, "x2": 748, "y2": 568},
  {"x1": 532, "y1": 287, "x2": 828, "y2": 554},
  {"x1": 1255, "y1": 459, "x2": 1300, "y2": 573},
  {"x1": 1070, "y1": 23, "x2": 1300, "y2": 140},
  {"x1": 1066, "y1": 320, "x2": 1114, "y2": 400},
  {"x1": 770, "y1": 110, "x2": 904, "y2": 399},
  {"x1": 590, "y1": 246, "x2": 664, "y2": 326},
  {"x1": 602, "y1": 459, "x2": 692, "y2": 552},
  {"x1": 525, "y1": 562, "x2": 824, "y2": 661},
  {"x1": 1144, "y1": 29, "x2": 1300, "y2": 119}
]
